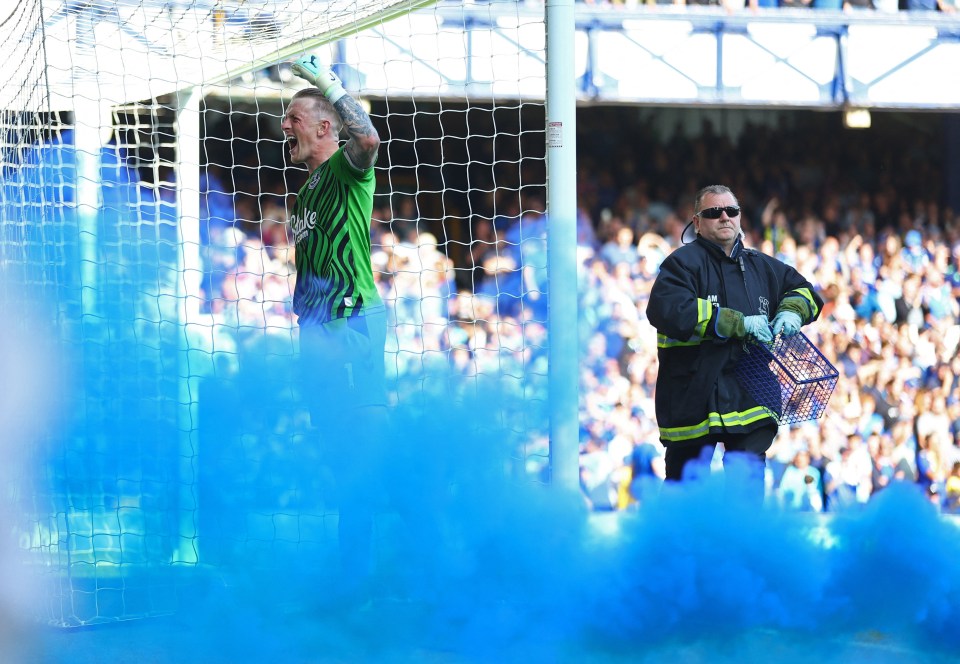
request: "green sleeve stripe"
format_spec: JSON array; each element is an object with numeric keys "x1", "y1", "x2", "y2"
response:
[{"x1": 784, "y1": 288, "x2": 819, "y2": 319}]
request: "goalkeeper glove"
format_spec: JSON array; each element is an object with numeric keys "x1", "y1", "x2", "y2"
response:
[
  {"x1": 772, "y1": 310, "x2": 802, "y2": 337},
  {"x1": 715, "y1": 309, "x2": 773, "y2": 343},
  {"x1": 291, "y1": 54, "x2": 347, "y2": 103}
]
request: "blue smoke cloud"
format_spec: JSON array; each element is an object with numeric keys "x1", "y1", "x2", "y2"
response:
[{"x1": 14, "y1": 340, "x2": 960, "y2": 664}]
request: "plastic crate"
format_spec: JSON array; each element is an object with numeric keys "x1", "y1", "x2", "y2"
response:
[{"x1": 734, "y1": 331, "x2": 839, "y2": 425}]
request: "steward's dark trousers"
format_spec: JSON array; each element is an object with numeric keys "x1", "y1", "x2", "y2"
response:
[{"x1": 664, "y1": 423, "x2": 777, "y2": 483}]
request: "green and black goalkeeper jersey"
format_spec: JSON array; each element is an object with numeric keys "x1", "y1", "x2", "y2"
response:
[{"x1": 289, "y1": 147, "x2": 382, "y2": 325}]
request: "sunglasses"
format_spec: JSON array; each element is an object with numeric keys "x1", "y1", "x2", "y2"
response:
[{"x1": 697, "y1": 206, "x2": 741, "y2": 219}]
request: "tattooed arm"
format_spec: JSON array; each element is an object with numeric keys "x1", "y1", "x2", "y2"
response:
[{"x1": 334, "y1": 95, "x2": 380, "y2": 171}]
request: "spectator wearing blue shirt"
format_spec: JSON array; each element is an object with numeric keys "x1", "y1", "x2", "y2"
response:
[
  {"x1": 778, "y1": 450, "x2": 824, "y2": 512},
  {"x1": 599, "y1": 223, "x2": 640, "y2": 271},
  {"x1": 849, "y1": 268, "x2": 883, "y2": 320},
  {"x1": 901, "y1": 229, "x2": 931, "y2": 274},
  {"x1": 904, "y1": 0, "x2": 955, "y2": 11},
  {"x1": 857, "y1": 392, "x2": 886, "y2": 439},
  {"x1": 627, "y1": 440, "x2": 665, "y2": 507}
]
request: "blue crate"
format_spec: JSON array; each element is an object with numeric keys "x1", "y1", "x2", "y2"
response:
[{"x1": 734, "y1": 331, "x2": 838, "y2": 425}]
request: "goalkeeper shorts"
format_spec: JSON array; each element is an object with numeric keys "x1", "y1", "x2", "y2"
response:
[{"x1": 299, "y1": 305, "x2": 388, "y2": 417}]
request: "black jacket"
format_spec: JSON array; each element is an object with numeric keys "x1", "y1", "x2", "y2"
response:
[{"x1": 646, "y1": 236, "x2": 823, "y2": 443}]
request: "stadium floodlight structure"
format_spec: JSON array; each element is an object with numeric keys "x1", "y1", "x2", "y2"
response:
[{"x1": 0, "y1": 0, "x2": 578, "y2": 626}]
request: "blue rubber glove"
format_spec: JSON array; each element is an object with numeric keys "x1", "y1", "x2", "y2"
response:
[
  {"x1": 743, "y1": 315, "x2": 773, "y2": 343},
  {"x1": 291, "y1": 53, "x2": 347, "y2": 103},
  {"x1": 772, "y1": 310, "x2": 802, "y2": 337}
]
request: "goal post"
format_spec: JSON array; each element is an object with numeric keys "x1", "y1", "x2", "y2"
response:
[
  {"x1": 174, "y1": 87, "x2": 202, "y2": 566},
  {"x1": 545, "y1": 0, "x2": 579, "y2": 494},
  {"x1": 0, "y1": 0, "x2": 578, "y2": 626}
]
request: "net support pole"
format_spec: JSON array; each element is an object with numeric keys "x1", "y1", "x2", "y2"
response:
[
  {"x1": 545, "y1": 0, "x2": 579, "y2": 494},
  {"x1": 174, "y1": 87, "x2": 202, "y2": 565}
]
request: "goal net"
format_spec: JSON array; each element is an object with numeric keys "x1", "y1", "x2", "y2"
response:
[{"x1": 1, "y1": 0, "x2": 549, "y2": 626}]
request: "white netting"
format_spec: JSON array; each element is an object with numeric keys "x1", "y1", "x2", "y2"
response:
[
  {"x1": 2, "y1": 0, "x2": 549, "y2": 628},
  {"x1": 0, "y1": 0, "x2": 430, "y2": 111}
]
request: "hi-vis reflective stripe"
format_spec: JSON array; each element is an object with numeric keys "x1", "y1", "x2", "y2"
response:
[
  {"x1": 656, "y1": 298, "x2": 713, "y2": 349},
  {"x1": 787, "y1": 287, "x2": 820, "y2": 318},
  {"x1": 695, "y1": 298, "x2": 712, "y2": 337},
  {"x1": 659, "y1": 406, "x2": 774, "y2": 442},
  {"x1": 657, "y1": 333, "x2": 702, "y2": 348}
]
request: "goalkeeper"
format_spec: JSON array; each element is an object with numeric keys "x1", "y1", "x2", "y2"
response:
[
  {"x1": 282, "y1": 52, "x2": 387, "y2": 599},
  {"x1": 646, "y1": 185, "x2": 823, "y2": 489}
]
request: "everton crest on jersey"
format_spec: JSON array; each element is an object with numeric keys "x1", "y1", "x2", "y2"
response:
[{"x1": 308, "y1": 167, "x2": 323, "y2": 190}]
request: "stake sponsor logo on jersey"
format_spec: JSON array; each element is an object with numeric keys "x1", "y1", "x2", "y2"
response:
[{"x1": 290, "y1": 209, "x2": 318, "y2": 243}]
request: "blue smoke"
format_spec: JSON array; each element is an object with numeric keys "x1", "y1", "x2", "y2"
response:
[{"x1": 11, "y1": 335, "x2": 960, "y2": 663}]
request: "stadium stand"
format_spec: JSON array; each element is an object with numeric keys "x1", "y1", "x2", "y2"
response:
[
  {"x1": 189, "y1": 105, "x2": 959, "y2": 513},
  {"x1": 22, "y1": 105, "x2": 955, "y2": 514}
]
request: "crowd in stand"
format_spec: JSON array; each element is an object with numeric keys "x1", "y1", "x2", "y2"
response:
[
  {"x1": 578, "y1": 0, "x2": 955, "y2": 11},
  {"x1": 200, "y1": 108, "x2": 960, "y2": 515},
  {"x1": 571, "y1": 110, "x2": 960, "y2": 513}
]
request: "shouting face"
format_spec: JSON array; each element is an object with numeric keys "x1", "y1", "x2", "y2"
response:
[{"x1": 280, "y1": 96, "x2": 333, "y2": 170}]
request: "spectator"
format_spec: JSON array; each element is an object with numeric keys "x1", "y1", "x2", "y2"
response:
[
  {"x1": 904, "y1": 0, "x2": 957, "y2": 12},
  {"x1": 895, "y1": 274, "x2": 927, "y2": 329},
  {"x1": 824, "y1": 445, "x2": 865, "y2": 511},
  {"x1": 778, "y1": 450, "x2": 824, "y2": 512},
  {"x1": 599, "y1": 223, "x2": 640, "y2": 270},
  {"x1": 869, "y1": 433, "x2": 897, "y2": 494},
  {"x1": 580, "y1": 436, "x2": 619, "y2": 511},
  {"x1": 902, "y1": 229, "x2": 930, "y2": 274},
  {"x1": 626, "y1": 438, "x2": 666, "y2": 508},
  {"x1": 917, "y1": 432, "x2": 944, "y2": 499},
  {"x1": 944, "y1": 462, "x2": 960, "y2": 515},
  {"x1": 949, "y1": 395, "x2": 960, "y2": 448},
  {"x1": 890, "y1": 419, "x2": 919, "y2": 482}
]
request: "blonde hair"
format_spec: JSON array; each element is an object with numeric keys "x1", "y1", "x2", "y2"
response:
[{"x1": 291, "y1": 88, "x2": 342, "y2": 135}]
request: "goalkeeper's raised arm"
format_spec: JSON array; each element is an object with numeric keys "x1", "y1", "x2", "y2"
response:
[{"x1": 286, "y1": 53, "x2": 380, "y2": 171}]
